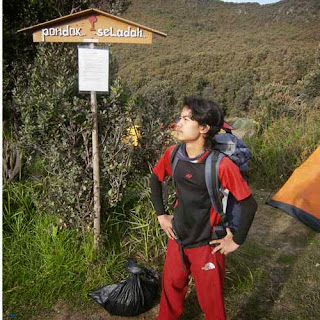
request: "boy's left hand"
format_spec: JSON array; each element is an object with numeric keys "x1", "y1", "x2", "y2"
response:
[{"x1": 209, "y1": 228, "x2": 240, "y2": 255}]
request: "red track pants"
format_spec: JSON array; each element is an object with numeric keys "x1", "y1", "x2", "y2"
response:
[{"x1": 156, "y1": 239, "x2": 226, "y2": 320}]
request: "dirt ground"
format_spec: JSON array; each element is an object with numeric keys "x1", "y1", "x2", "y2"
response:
[{"x1": 14, "y1": 189, "x2": 319, "y2": 320}]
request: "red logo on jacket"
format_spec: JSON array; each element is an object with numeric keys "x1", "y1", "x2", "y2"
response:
[{"x1": 186, "y1": 174, "x2": 192, "y2": 179}]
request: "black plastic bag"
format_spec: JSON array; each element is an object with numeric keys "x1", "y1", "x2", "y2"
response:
[{"x1": 88, "y1": 259, "x2": 159, "y2": 317}]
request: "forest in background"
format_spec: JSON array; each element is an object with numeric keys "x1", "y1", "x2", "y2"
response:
[
  {"x1": 3, "y1": 0, "x2": 320, "y2": 319},
  {"x1": 113, "y1": 0, "x2": 320, "y2": 186},
  {"x1": 115, "y1": 0, "x2": 320, "y2": 111}
]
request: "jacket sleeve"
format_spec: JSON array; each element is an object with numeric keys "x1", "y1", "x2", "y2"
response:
[
  {"x1": 232, "y1": 195, "x2": 258, "y2": 245},
  {"x1": 150, "y1": 173, "x2": 166, "y2": 216},
  {"x1": 149, "y1": 145, "x2": 176, "y2": 216},
  {"x1": 218, "y1": 157, "x2": 257, "y2": 245}
]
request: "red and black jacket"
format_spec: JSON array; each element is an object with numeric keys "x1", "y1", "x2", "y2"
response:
[{"x1": 150, "y1": 144, "x2": 256, "y2": 247}]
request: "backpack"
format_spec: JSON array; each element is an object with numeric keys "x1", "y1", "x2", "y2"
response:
[{"x1": 170, "y1": 132, "x2": 252, "y2": 240}]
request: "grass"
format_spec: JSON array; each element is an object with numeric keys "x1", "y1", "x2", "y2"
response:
[
  {"x1": 3, "y1": 182, "x2": 320, "y2": 320},
  {"x1": 2, "y1": 178, "x2": 167, "y2": 319},
  {"x1": 123, "y1": 177, "x2": 167, "y2": 264},
  {"x1": 3, "y1": 182, "x2": 127, "y2": 318},
  {"x1": 271, "y1": 236, "x2": 320, "y2": 319},
  {"x1": 245, "y1": 105, "x2": 320, "y2": 189},
  {"x1": 222, "y1": 200, "x2": 320, "y2": 320},
  {"x1": 225, "y1": 240, "x2": 270, "y2": 294}
]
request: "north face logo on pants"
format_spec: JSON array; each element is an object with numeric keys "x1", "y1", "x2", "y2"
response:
[{"x1": 201, "y1": 262, "x2": 216, "y2": 271}]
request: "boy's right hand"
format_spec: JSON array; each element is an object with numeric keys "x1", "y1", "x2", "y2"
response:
[{"x1": 157, "y1": 215, "x2": 176, "y2": 240}]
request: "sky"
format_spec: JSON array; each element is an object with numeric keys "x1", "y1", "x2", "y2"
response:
[{"x1": 222, "y1": 0, "x2": 281, "y2": 5}]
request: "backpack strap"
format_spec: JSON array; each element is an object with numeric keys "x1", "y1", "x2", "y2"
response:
[
  {"x1": 170, "y1": 144, "x2": 181, "y2": 185},
  {"x1": 205, "y1": 150, "x2": 227, "y2": 224}
]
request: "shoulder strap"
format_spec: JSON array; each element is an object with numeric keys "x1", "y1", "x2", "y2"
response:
[
  {"x1": 170, "y1": 144, "x2": 181, "y2": 185},
  {"x1": 205, "y1": 150, "x2": 226, "y2": 223}
]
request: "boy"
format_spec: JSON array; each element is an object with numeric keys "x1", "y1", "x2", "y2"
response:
[{"x1": 150, "y1": 97, "x2": 257, "y2": 320}]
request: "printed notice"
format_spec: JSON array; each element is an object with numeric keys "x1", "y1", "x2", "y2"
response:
[{"x1": 78, "y1": 46, "x2": 109, "y2": 92}]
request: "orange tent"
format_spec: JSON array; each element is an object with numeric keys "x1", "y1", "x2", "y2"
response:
[{"x1": 268, "y1": 146, "x2": 320, "y2": 232}]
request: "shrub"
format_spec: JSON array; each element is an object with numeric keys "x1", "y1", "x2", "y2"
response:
[
  {"x1": 12, "y1": 44, "x2": 134, "y2": 226},
  {"x1": 129, "y1": 80, "x2": 177, "y2": 172}
]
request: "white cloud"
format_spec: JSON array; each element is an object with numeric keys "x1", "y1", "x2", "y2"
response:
[{"x1": 222, "y1": 0, "x2": 281, "y2": 5}]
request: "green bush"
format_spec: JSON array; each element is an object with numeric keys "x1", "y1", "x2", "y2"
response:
[
  {"x1": 11, "y1": 44, "x2": 136, "y2": 226},
  {"x1": 129, "y1": 80, "x2": 177, "y2": 172}
]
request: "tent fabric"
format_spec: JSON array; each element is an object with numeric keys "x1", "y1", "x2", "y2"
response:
[{"x1": 268, "y1": 146, "x2": 320, "y2": 232}]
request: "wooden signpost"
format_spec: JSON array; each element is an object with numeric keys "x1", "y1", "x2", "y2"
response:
[{"x1": 18, "y1": 8, "x2": 167, "y2": 250}]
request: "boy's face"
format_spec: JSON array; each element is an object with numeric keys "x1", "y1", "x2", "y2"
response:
[{"x1": 176, "y1": 106, "x2": 208, "y2": 143}]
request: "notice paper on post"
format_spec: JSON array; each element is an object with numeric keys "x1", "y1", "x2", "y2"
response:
[{"x1": 78, "y1": 46, "x2": 109, "y2": 92}]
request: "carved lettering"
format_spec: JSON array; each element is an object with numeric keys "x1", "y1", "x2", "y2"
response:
[
  {"x1": 41, "y1": 25, "x2": 83, "y2": 38},
  {"x1": 110, "y1": 27, "x2": 116, "y2": 37},
  {"x1": 40, "y1": 24, "x2": 146, "y2": 40},
  {"x1": 62, "y1": 27, "x2": 69, "y2": 36},
  {"x1": 123, "y1": 27, "x2": 130, "y2": 37},
  {"x1": 42, "y1": 29, "x2": 49, "y2": 37},
  {"x1": 96, "y1": 26, "x2": 144, "y2": 38}
]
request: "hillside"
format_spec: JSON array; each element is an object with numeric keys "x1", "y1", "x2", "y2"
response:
[{"x1": 112, "y1": 0, "x2": 320, "y2": 114}]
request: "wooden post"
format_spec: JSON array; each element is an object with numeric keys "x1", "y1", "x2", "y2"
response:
[{"x1": 90, "y1": 44, "x2": 101, "y2": 251}]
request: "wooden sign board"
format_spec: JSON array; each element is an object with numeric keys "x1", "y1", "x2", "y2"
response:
[{"x1": 18, "y1": 8, "x2": 167, "y2": 44}]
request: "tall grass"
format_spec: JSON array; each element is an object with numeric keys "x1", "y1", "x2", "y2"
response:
[
  {"x1": 3, "y1": 178, "x2": 168, "y2": 318},
  {"x1": 123, "y1": 176, "x2": 167, "y2": 264},
  {"x1": 246, "y1": 105, "x2": 320, "y2": 189},
  {"x1": 3, "y1": 182, "x2": 126, "y2": 316}
]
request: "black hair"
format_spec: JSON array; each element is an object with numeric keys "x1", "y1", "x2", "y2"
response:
[{"x1": 183, "y1": 96, "x2": 224, "y2": 148}]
